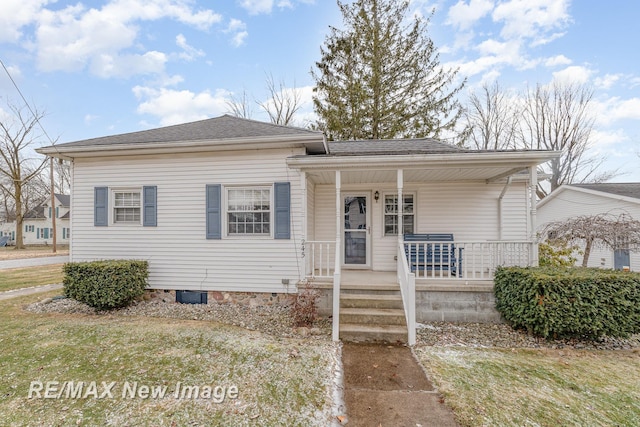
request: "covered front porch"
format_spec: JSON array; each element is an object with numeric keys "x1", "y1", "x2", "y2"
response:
[{"x1": 288, "y1": 146, "x2": 558, "y2": 344}]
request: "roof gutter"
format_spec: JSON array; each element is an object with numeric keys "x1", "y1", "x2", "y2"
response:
[
  {"x1": 287, "y1": 151, "x2": 561, "y2": 170},
  {"x1": 36, "y1": 133, "x2": 326, "y2": 159}
]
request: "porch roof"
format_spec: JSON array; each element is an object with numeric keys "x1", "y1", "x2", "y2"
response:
[{"x1": 287, "y1": 150, "x2": 560, "y2": 184}]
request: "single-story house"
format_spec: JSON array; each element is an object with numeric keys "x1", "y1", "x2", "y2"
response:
[
  {"x1": 537, "y1": 183, "x2": 640, "y2": 271},
  {"x1": 0, "y1": 193, "x2": 70, "y2": 245},
  {"x1": 38, "y1": 115, "x2": 559, "y2": 343}
]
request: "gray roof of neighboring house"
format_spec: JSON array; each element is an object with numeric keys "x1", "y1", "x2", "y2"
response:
[
  {"x1": 570, "y1": 183, "x2": 640, "y2": 200},
  {"x1": 24, "y1": 206, "x2": 46, "y2": 219},
  {"x1": 55, "y1": 194, "x2": 70, "y2": 207},
  {"x1": 60, "y1": 211, "x2": 70, "y2": 220},
  {"x1": 327, "y1": 138, "x2": 466, "y2": 155},
  {"x1": 54, "y1": 115, "x2": 321, "y2": 148}
]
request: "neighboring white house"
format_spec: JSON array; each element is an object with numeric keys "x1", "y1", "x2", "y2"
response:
[
  {"x1": 0, "y1": 194, "x2": 71, "y2": 245},
  {"x1": 37, "y1": 115, "x2": 559, "y2": 342},
  {"x1": 537, "y1": 183, "x2": 640, "y2": 271}
]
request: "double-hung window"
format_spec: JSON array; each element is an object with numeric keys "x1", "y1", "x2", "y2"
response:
[
  {"x1": 113, "y1": 190, "x2": 141, "y2": 224},
  {"x1": 384, "y1": 194, "x2": 415, "y2": 236},
  {"x1": 227, "y1": 187, "x2": 271, "y2": 235}
]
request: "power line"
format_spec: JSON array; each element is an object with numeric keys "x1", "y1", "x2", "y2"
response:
[{"x1": 0, "y1": 57, "x2": 57, "y2": 147}]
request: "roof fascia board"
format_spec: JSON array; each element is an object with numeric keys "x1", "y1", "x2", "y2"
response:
[
  {"x1": 287, "y1": 151, "x2": 560, "y2": 170},
  {"x1": 539, "y1": 184, "x2": 640, "y2": 208},
  {"x1": 37, "y1": 133, "x2": 325, "y2": 159}
]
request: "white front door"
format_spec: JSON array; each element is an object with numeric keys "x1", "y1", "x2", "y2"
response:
[{"x1": 343, "y1": 193, "x2": 371, "y2": 268}]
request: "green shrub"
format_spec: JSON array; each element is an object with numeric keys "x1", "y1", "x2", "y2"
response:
[
  {"x1": 494, "y1": 266, "x2": 640, "y2": 339},
  {"x1": 63, "y1": 260, "x2": 149, "y2": 310},
  {"x1": 538, "y1": 240, "x2": 580, "y2": 267}
]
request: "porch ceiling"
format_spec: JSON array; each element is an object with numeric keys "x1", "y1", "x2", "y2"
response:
[
  {"x1": 289, "y1": 150, "x2": 560, "y2": 185},
  {"x1": 305, "y1": 165, "x2": 530, "y2": 185}
]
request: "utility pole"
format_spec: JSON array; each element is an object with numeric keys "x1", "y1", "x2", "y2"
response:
[{"x1": 50, "y1": 156, "x2": 57, "y2": 253}]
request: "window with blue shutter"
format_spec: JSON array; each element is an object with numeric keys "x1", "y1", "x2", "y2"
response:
[
  {"x1": 94, "y1": 187, "x2": 108, "y2": 226},
  {"x1": 206, "y1": 184, "x2": 222, "y2": 239},
  {"x1": 143, "y1": 186, "x2": 157, "y2": 227},
  {"x1": 274, "y1": 182, "x2": 291, "y2": 239}
]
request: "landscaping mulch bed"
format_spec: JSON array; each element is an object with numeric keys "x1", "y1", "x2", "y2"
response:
[
  {"x1": 26, "y1": 296, "x2": 332, "y2": 340},
  {"x1": 26, "y1": 297, "x2": 640, "y2": 350},
  {"x1": 417, "y1": 321, "x2": 640, "y2": 351}
]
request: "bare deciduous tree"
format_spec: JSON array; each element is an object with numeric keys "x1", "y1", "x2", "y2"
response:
[
  {"x1": 0, "y1": 102, "x2": 49, "y2": 249},
  {"x1": 542, "y1": 213, "x2": 640, "y2": 267},
  {"x1": 259, "y1": 74, "x2": 302, "y2": 126},
  {"x1": 521, "y1": 82, "x2": 616, "y2": 198},
  {"x1": 225, "y1": 88, "x2": 254, "y2": 119},
  {"x1": 462, "y1": 81, "x2": 520, "y2": 150}
]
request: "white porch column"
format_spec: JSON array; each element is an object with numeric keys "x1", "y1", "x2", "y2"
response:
[
  {"x1": 300, "y1": 171, "x2": 307, "y2": 279},
  {"x1": 332, "y1": 170, "x2": 341, "y2": 341},
  {"x1": 397, "y1": 169, "x2": 404, "y2": 244},
  {"x1": 529, "y1": 166, "x2": 538, "y2": 266}
]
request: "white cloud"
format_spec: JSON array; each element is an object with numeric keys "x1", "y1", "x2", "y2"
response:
[
  {"x1": 239, "y1": 0, "x2": 274, "y2": 15},
  {"x1": 447, "y1": 0, "x2": 494, "y2": 30},
  {"x1": 84, "y1": 114, "x2": 99, "y2": 124},
  {"x1": 594, "y1": 73, "x2": 622, "y2": 90},
  {"x1": 225, "y1": 19, "x2": 248, "y2": 47},
  {"x1": 132, "y1": 85, "x2": 232, "y2": 126},
  {"x1": 238, "y1": 0, "x2": 314, "y2": 15},
  {"x1": 492, "y1": 0, "x2": 571, "y2": 43},
  {"x1": 0, "y1": 0, "x2": 49, "y2": 43},
  {"x1": 33, "y1": 0, "x2": 221, "y2": 77},
  {"x1": 176, "y1": 34, "x2": 205, "y2": 61},
  {"x1": 544, "y1": 55, "x2": 571, "y2": 67},
  {"x1": 551, "y1": 65, "x2": 592, "y2": 85}
]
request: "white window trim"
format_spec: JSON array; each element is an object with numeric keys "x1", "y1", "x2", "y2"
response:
[
  {"x1": 383, "y1": 192, "x2": 416, "y2": 237},
  {"x1": 110, "y1": 187, "x2": 143, "y2": 226},
  {"x1": 223, "y1": 184, "x2": 274, "y2": 239}
]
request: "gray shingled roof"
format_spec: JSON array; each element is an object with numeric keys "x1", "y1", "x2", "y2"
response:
[
  {"x1": 55, "y1": 194, "x2": 70, "y2": 207},
  {"x1": 570, "y1": 183, "x2": 640, "y2": 200},
  {"x1": 55, "y1": 115, "x2": 321, "y2": 148},
  {"x1": 327, "y1": 138, "x2": 466, "y2": 155}
]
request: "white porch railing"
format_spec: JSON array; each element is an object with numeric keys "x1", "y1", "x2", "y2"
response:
[
  {"x1": 302, "y1": 240, "x2": 335, "y2": 279},
  {"x1": 397, "y1": 241, "x2": 416, "y2": 345},
  {"x1": 403, "y1": 240, "x2": 535, "y2": 280}
]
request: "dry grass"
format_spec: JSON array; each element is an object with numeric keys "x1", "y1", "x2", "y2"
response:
[
  {"x1": 0, "y1": 245, "x2": 69, "y2": 260},
  {"x1": 0, "y1": 292, "x2": 337, "y2": 426},
  {"x1": 415, "y1": 346, "x2": 640, "y2": 426},
  {"x1": 0, "y1": 264, "x2": 64, "y2": 292}
]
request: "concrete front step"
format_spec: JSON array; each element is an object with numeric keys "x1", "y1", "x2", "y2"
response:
[
  {"x1": 341, "y1": 307, "x2": 406, "y2": 326},
  {"x1": 340, "y1": 293, "x2": 403, "y2": 309},
  {"x1": 340, "y1": 323, "x2": 408, "y2": 343}
]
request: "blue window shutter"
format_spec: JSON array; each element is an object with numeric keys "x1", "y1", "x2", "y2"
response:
[
  {"x1": 94, "y1": 187, "x2": 108, "y2": 226},
  {"x1": 25, "y1": 225, "x2": 28, "y2": 232},
  {"x1": 36, "y1": 228, "x2": 40, "y2": 239},
  {"x1": 62, "y1": 228, "x2": 66, "y2": 239},
  {"x1": 206, "y1": 184, "x2": 222, "y2": 239},
  {"x1": 56, "y1": 207, "x2": 59, "y2": 218},
  {"x1": 274, "y1": 182, "x2": 291, "y2": 239},
  {"x1": 143, "y1": 186, "x2": 157, "y2": 227}
]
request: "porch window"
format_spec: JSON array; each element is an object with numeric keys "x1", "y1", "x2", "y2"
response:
[
  {"x1": 113, "y1": 190, "x2": 141, "y2": 224},
  {"x1": 227, "y1": 187, "x2": 271, "y2": 235},
  {"x1": 384, "y1": 194, "x2": 415, "y2": 236}
]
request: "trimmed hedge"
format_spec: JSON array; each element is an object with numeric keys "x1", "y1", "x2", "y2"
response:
[
  {"x1": 63, "y1": 260, "x2": 149, "y2": 310},
  {"x1": 494, "y1": 266, "x2": 640, "y2": 339}
]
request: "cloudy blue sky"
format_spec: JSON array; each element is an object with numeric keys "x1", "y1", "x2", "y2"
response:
[{"x1": 0, "y1": 0, "x2": 638, "y2": 180}]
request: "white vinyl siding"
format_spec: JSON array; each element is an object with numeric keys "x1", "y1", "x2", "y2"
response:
[
  {"x1": 538, "y1": 188, "x2": 640, "y2": 271},
  {"x1": 314, "y1": 181, "x2": 528, "y2": 271},
  {"x1": 70, "y1": 148, "x2": 306, "y2": 293}
]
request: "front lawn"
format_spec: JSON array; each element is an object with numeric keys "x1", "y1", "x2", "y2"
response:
[
  {"x1": 0, "y1": 264, "x2": 64, "y2": 292},
  {"x1": 415, "y1": 346, "x2": 640, "y2": 426},
  {"x1": 0, "y1": 293, "x2": 336, "y2": 426},
  {"x1": 0, "y1": 245, "x2": 69, "y2": 260}
]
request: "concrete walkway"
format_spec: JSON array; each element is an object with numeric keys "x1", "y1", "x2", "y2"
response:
[
  {"x1": 0, "y1": 283, "x2": 63, "y2": 301},
  {"x1": 342, "y1": 343, "x2": 459, "y2": 427},
  {"x1": 0, "y1": 255, "x2": 68, "y2": 270}
]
